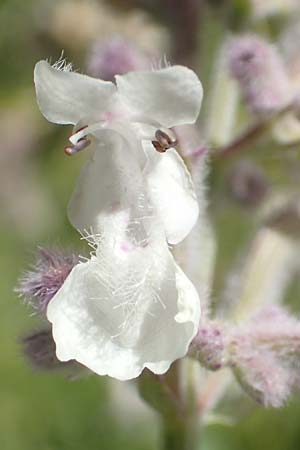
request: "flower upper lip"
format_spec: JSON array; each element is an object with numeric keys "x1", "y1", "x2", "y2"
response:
[
  {"x1": 34, "y1": 59, "x2": 203, "y2": 246},
  {"x1": 34, "y1": 60, "x2": 203, "y2": 128}
]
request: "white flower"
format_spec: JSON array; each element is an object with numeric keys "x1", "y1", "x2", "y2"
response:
[{"x1": 34, "y1": 60, "x2": 203, "y2": 380}]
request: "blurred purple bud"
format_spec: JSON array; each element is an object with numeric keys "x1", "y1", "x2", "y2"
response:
[
  {"x1": 86, "y1": 36, "x2": 152, "y2": 81},
  {"x1": 228, "y1": 35, "x2": 293, "y2": 116},
  {"x1": 229, "y1": 306, "x2": 300, "y2": 407},
  {"x1": 22, "y1": 329, "x2": 75, "y2": 371},
  {"x1": 230, "y1": 339, "x2": 291, "y2": 408},
  {"x1": 16, "y1": 247, "x2": 79, "y2": 314},
  {"x1": 227, "y1": 160, "x2": 269, "y2": 207},
  {"x1": 247, "y1": 306, "x2": 300, "y2": 360},
  {"x1": 191, "y1": 322, "x2": 226, "y2": 371}
]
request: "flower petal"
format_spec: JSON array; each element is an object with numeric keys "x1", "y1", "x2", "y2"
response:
[
  {"x1": 145, "y1": 145, "x2": 199, "y2": 245},
  {"x1": 68, "y1": 129, "x2": 144, "y2": 235},
  {"x1": 116, "y1": 66, "x2": 203, "y2": 128},
  {"x1": 34, "y1": 60, "x2": 116, "y2": 125},
  {"x1": 47, "y1": 241, "x2": 200, "y2": 380}
]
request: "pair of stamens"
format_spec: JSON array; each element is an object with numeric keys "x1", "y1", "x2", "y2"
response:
[
  {"x1": 64, "y1": 127, "x2": 177, "y2": 156},
  {"x1": 152, "y1": 129, "x2": 178, "y2": 153}
]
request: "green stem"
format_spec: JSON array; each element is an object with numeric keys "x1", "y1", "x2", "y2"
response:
[
  {"x1": 160, "y1": 361, "x2": 200, "y2": 450},
  {"x1": 138, "y1": 362, "x2": 201, "y2": 449},
  {"x1": 161, "y1": 415, "x2": 199, "y2": 450}
]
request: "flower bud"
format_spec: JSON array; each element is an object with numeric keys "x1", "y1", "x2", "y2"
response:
[
  {"x1": 229, "y1": 306, "x2": 300, "y2": 407},
  {"x1": 228, "y1": 35, "x2": 292, "y2": 116},
  {"x1": 21, "y1": 329, "x2": 88, "y2": 379},
  {"x1": 226, "y1": 160, "x2": 269, "y2": 207},
  {"x1": 191, "y1": 322, "x2": 226, "y2": 371},
  {"x1": 16, "y1": 247, "x2": 79, "y2": 314},
  {"x1": 230, "y1": 336, "x2": 291, "y2": 407},
  {"x1": 22, "y1": 329, "x2": 74, "y2": 371},
  {"x1": 86, "y1": 36, "x2": 151, "y2": 81}
]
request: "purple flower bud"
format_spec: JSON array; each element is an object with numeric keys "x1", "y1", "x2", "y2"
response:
[
  {"x1": 228, "y1": 35, "x2": 293, "y2": 116},
  {"x1": 191, "y1": 322, "x2": 226, "y2": 371},
  {"x1": 16, "y1": 247, "x2": 79, "y2": 314},
  {"x1": 227, "y1": 160, "x2": 269, "y2": 207},
  {"x1": 230, "y1": 339, "x2": 291, "y2": 408},
  {"x1": 229, "y1": 306, "x2": 300, "y2": 407},
  {"x1": 21, "y1": 329, "x2": 88, "y2": 379},
  {"x1": 86, "y1": 36, "x2": 152, "y2": 81},
  {"x1": 22, "y1": 329, "x2": 75, "y2": 371}
]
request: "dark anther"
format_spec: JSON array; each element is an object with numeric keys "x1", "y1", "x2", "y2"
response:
[{"x1": 152, "y1": 129, "x2": 177, "y2": 153}]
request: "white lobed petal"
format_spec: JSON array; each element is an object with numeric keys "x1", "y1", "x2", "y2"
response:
[
  {"x1": 47, "y1": 241, "x2": 200, "y2": 380},
  {"x1": 68, "y1": 128, "x2": 144, "y2": 235},
  {"x1": 116, "y1": 65, "x2": 203, "y2": 128},
  {"x1": 34, "y1": 61, "x2": 116, "y2": 125},
  {"x1": 145, "y1": 144, "x2": 199, "y2": 244}
]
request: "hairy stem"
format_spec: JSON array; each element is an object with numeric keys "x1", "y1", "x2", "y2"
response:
[
  {"x1": 159, "y1": 361, "x2": 201, "y2": 450},
  {"x1": 162, "y1": 415, "x2": 200, "y2": 450}
]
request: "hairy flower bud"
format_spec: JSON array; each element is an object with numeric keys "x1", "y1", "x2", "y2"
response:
[
  {"x1": 228, "y1": 306, "x2": 300, "y2": 407},
  {"x1": 228, "y1": 35, "x2": 292, "y2": 116},
  {"x1": 86, "y1": 36, "x2": 151, "y2": 81},
  {"x1": 21, "y1": 329, "x2": 88, "y2": 379},
  {"x1": 22, "y1": 329, "x2": 75, "y2": 371},
  {"x1": 191, "y1": 322, "x2": 226, "y2": 371},
  {"x1": 16, "y1": 247, "x2": 79, "y2": 314},
  {"x1": 230, "y1": 338, "x2": 291, "y2": 407}
]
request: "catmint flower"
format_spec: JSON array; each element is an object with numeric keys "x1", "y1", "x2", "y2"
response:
[
  {"x1": 34, "y1": 59, "x2": 203, "y2": 380},
  {"x1": 86, "y1": 36, "x2": 152, "y2": 81},
  {"x1": 16, "y1": 247, "x2": 79, "y2": 314},
  {"x1": 228, "y1": 35, "x2": 293, "y2": 116}
]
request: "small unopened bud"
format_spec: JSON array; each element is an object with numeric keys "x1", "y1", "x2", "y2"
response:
[
  {"x1": 230, "y1": 337, "x2": 291, "y2": 407},
  {"x1": 229, "y1": 306, "x2": 300, "y2": 407},
  {"x1": 227, "y1": 160, "x2": 269, "y2": 207},
  {"x1": 86, "y1": 36, "x2": 151, "y2": 81},
  {"x1": 21, "y1": 329, "x2": 88, "y2": 379},
  {"x1": 228, "y1": 35, "x2": 293, "y2": 116},
  {"x1": 190, "y1": 322, "x2": 226, "y2": 371},
  {"x1": 16, "y1": 247, "x2": 79, "y2": 314},
  {"x1": 22, "y1": 329, "x2": 74, "y2": 371}
]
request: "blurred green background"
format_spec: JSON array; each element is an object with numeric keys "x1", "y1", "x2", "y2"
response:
[{"x1": 2, "y1": 0, "x2": 300, "y2": 449}]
